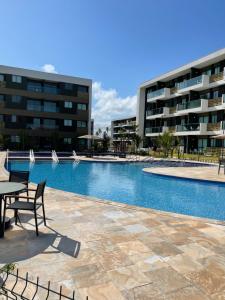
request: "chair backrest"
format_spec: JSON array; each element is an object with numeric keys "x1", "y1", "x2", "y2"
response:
[
  {"x1": 9, "y1": 170, "x2": 30, "y2": 184},
  {"x1": 35, "y1": 181, "x2": 46, "y2": 203}
]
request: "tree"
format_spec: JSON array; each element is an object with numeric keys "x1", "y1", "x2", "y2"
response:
[
  {"x1": 131, "y1": 134, "x2": 142, "y2": 153},
  {"x1": 157, "y1": 131, "x2": 174, "y2": 157}
]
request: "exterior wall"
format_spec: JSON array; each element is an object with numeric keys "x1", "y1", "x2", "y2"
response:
[
  {"x1": 138, "y1": 48, "x2": 225, "y2": 153},
  {"x1": 111, "y1": 116, "x2": 136, "y2": 151},
  {"x1": 0, "y1": 65, "x2": 92, "y2": 150}
]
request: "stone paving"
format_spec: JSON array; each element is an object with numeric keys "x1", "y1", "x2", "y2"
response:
[
  {"x1": 1, "y1": 155, "x2": 225, "y2": 299},
  {"x1": 143, "y1": 165, "x2": 225, "y2": 183}
]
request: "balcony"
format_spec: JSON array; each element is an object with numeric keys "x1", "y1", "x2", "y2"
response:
[
  {"x1": 147, "y1": 88, "x2": 170, "y2": 101},
  {"x1": 175, "y1": 123, "x2": 207, "y2": 136},
  {"x1": 146, "y1": 107, "x2": 170, "y2": 119},
  {"x1": 175, "y1": 99, "x2": 208, "y2": 115},
  {"x1": 145, "y1": 126, "x2": 168, "y2": 136},
  {"x1": 209, "y1": 69, "x2": 225, "y2": 86},
  {"x1": 176, "y1": 75, "x2": 209, "y2": 93}
]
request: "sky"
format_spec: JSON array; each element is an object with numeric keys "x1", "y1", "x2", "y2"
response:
[{"x1": 0, "y1": 0, "x2": 225, "y2": 130}]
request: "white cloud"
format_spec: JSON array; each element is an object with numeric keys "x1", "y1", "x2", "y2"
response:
[
  {"x1": 41, "y1": 64, "x2": 58, "y2": 74},
  {"x1": 92, "y1": 82, "x2": 137, "y2": 132}
]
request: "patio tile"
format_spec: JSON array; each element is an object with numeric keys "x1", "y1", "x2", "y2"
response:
[{"x1": 124, "y1": 224, "x2": 149, "y2": 234}]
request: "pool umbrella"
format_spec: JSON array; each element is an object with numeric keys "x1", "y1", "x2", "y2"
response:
[
  {"x1": 78, "y1": 134, "x2": 103, "y2": 140},
  {"x1": 211, "y1": 134, "x2": 225, "y2": 139},
  {"x1": 78, "y1": 134, "x2": 103, "y2": 149}
]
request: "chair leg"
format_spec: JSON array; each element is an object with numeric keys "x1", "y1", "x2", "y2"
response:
[
  {"x1": 218, "y1": 164, "x2": 221, "y2": 175},
  {"x1": 2, "y1": 200, "x2": 7, "y2": 237},
  {"x1": 15, "y1": 210, "x2": 18, "y2": 225},
  {"x1": 42, "y1": 196, "x2": 46, "y2": 226},
  {"x1": 34, "y1": 209, "x2": 39, "y2": 236}
]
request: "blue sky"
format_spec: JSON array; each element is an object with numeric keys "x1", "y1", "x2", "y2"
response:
[{"x1": 0, "y1": 0, "x2": 225, "y2": 128}]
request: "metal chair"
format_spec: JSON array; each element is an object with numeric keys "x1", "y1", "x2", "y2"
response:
[
  {"x1": 218, "y1": 159, "x2": 225, "y2": 174},
  {"x1": 9, "y1": 170, "x2": 30, "y2": 195},
  {"x1": 3, "y1": 181, "x2": 47, "y2": 236}
]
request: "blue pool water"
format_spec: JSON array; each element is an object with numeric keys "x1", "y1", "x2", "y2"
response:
[{"x1": 7, "y1": 160, "x2": 225, "y2": 221}]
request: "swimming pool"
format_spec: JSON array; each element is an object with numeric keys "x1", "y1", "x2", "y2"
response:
[{"x1": 7, "y1": 160, "x2": 225, "y2": 221}]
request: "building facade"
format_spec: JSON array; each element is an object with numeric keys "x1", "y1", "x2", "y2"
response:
[
  {"x1": 138, "y1": 48, "x2": 225, "y2": 153},
  {"x1": 111, "y1": 116, "x2": 136, "y2": 151},
  {"x1": 0, "y1": 65, "x2": 92, "y2": 151}
]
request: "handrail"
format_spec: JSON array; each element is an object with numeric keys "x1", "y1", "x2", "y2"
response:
[
  {"x1": 52, "y1": 150, "x2": 59, "y2": 163},
  {"x1": 73, "y1": 150, "x2": 80, "y2": 162},
  {"x1": 29, "y1": 149, "x2": 35, "y2": 162}
]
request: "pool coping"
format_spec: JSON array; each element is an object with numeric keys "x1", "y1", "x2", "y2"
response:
[{"x1": 5, "y1": 152, "x2": 225, "y2": 226}]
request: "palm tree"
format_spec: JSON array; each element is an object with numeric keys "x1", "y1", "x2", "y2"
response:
[{"x1": 157, "y1": 131, "x2": 174, "y2": 157}]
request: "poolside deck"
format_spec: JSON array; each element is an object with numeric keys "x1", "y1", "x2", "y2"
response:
[
  {"x1": 1, "y1": 153, "x2": 225, "y2": 299},
  {"x1": 143, "y1": 165, "x2": 225, "y2": 183}
]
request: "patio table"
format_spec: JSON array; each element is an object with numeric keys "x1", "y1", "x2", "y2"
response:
[{"x1": 0, "y1": 182, "x2": 25, "y2": 238}]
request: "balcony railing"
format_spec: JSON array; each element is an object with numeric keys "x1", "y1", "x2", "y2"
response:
[
  {"x1": 176, "y1": 75, "x2": 203, "y2": 90},
  {"x1": 208, "y1": 98, "x2": 222, "y2": 107},
  {"x1": 177, "y1": 99, "x2": 201, "y2": 111},
  {"x1": 147, "y1": 88, "x2": 165, "y2": 99},
  {"x1": 146, "y1": 107, "x2": 163, "y2": 117},
  {"x1": 209, "y1": 72, "x2": 224, "y2": 83},
  {"x1": 176, "y1": 123, "x2": 200, "y2": 132},
  {"x1": 207, "y1": 122, "x2": 221, "y2": 131},
  {"x1": 145, "y1": 127, "x2": 162, "y2": 134}
]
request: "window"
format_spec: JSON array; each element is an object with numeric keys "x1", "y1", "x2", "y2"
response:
[
  {"x1": 43, "y1": 119, "x2": 56, "y2": 129},
  {"x1": 43, "y1": 101, "x2": 57, "y2": 112},
  {"x1": 64, "y1": 83, "x2": 73, "y2": 90},
  {"x1": 0, "y1": 95, "x2": 4, "y2": 102},
  {"x1": 0, "y1": 115, "x2": 3, "y2": 122},
  {"x1": 27, "y1": 100, "x2": 42, "y2": 111},
  {"x1": 11, "y1": 135, "x2": 20, "y2": 143},
  {"x1": 77, "y1": 103, "x2": 87, "y2": 111},
  {"x1": 213, "y1": 91, "x2": 219, "y2": 99},
  {"x1": 198, "y1": 138, "x2": 207, "y2": 150},
  {"x1": 11, "y1": 115, "x2": 17, "y2": 123},
  {"x1": 27, "y1": 82, "x2": 42, "y2": 93},
  {"x1": 64, "y1": 137, "x2": 72, "y2": 144},
  {"x1": 33, "y1": 118, "x2": 40, "y2": 128},
  {"x1": 203, "y1": 69, "x2": 212, "y2": 76},
  {"x1": 212, "y1": 113, "x2": 217, "y2": 123},
  {"x1": 11, "y1": 95, "x2": 21, "y2": 103},
  {"x1": 43, "y1": 83, "x2": 57, "y2": 94},
  {"x1": 77, "y1": 85, "x2": 88, "y2": 93},
  {"x1": 215, "y1": 66, "x2": 221, "y2": 74},
  {"x1": 0, "y1": 74, "x2": 4, "y2": 81},
  {"x1": 77, "y1": 121, "x2": 87, "y2": 128},
  {"x1": 199, "y1": 115, "x2": 209, "y2": 124},
  {"x1": 12, "y1": 75, "x2": 22, "y2": 83},
  {"x1": 64, "y1": 101, "x2": 73, "y2": 108},
  {"x1": 64, "y1": 119, "x2": 72, "y2": 126}
]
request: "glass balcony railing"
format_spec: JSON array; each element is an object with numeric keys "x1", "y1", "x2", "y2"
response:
[
  {"x1": 147, "y1": 88, "x2": 165, "y2": 99},
  {"x1": 145, "y1": 127, "x2": 162, "y2": 134},
  {"x1": 176, "y1": 123, "x2": 200, "y2": 132},
  {"x1": 176, "y1": 75, "x2": 203, "y2": 90},
  {"x1": 146, "y1": 107, "x2": 163, "y2": 117},
  {"x1": 177, "y1": 99, "x2": 201, "y2": 111}
]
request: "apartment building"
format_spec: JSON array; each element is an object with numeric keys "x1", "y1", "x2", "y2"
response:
[
  {"x1": 138, "y1": 48, "x2": 225, "y2": 153},
  {"x1": 0, "y1": 65, "x2": 92, "y2": 150},
  {"x1": 111, "y1": 116, "x2": 136, "y2": 151}
]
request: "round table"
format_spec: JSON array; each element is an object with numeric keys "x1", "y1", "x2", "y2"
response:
[{"x1": 0, "y1": 182, "x2": 26, "y2": 238}]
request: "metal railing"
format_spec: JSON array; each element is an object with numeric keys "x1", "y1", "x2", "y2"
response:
[{"x1": 0, "y1": 268, "x2": 86, "y2": 300}]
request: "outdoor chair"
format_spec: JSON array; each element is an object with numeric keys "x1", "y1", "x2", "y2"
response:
[
  {"x1": 218, "y1": 159, "x2": 225, "y2": 175},
  {"x1": 3, "y1": 181, "x2": 47, "y2": 236},
  {"x1": 9, "y1": 170, "x2": 30, "y2": 195}
]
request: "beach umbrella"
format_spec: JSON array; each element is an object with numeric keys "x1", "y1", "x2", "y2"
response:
[{"x1": 211, "y1": 134, "x2": 225, "y2": 140}]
